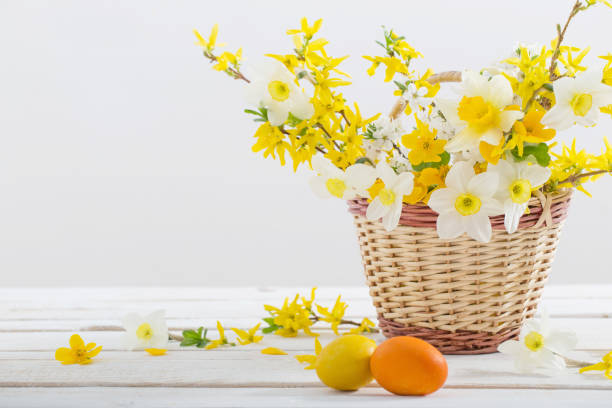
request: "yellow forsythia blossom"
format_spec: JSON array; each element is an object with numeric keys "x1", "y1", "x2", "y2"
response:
[{"x1": 55, "y1": 334, "x2": 102, "y2": 365}]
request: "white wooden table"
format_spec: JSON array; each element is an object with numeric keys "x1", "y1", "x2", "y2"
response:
[{"x1": 1, "y1": 286, "x2": 611, "y2": 407}]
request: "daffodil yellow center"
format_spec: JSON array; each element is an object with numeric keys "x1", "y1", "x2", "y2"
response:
[
  {"x1": 524, "y1": 331, "x2": 544, "y2": 351},
  {"x1": 325, "y1": 178, "x2": 346, "y2": 199},
  {"x1": 379, "y1": 188, "x2": 396, "y2": 206},
  {"x1": 570, "y1": 93, "x2": 593, "y2": 117},
  {"x1": 268, "y1": 80, "x2": 290, "y2": 102},
  {"x1": 509, "y1": 179, "x2": 532, "y2": 204},
  {"x1": 136, "y1": 323, "x2": 153, "y2": 340},
  {"x1": 457, "y1": 96, "x2": 499, "y2": 131},
  {"x1": 454, "y1": 193, "x2": 482, "y2": 216}
]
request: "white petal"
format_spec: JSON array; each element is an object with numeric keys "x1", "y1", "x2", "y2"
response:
[
  {"x1": 487, "y1": 75, "x2": 514, "y2": 108},
  {"x1": 480, "y1": 128, "x2": 503, "y2": 146},
  {"x1": 267, "y1": 102, "x2": 290, "y2": 126},
  {"x1": 309, "y1": 176, "x2": 331, "y2": 199},
  {"x1": 545, "y1": 330, "x2": 578, "y2": 355},
  {"x1": 446, "y1": 127, "x2": 480, "y2": 152},
  {"x1": 366, "y1": 197, "x2": 387, "y2": 221},
  {"x1": 504, "y1": 201, "x2": 526, "y2": 234},
  {"x1": 541, "y1": 106, "x2": 574, "y2": 131},
  {"x1": 290, "y1": 93, "x2": 315, "y2": 121},
  {"x1": 345, "y1": 164, "x2": 377, "y2": 192},
  {"x1": 445, "y1": 161, "x2": 475, "y2": 191},
  {"x1": 537, "y1": 349, "x2": 566, "y2": 370},
  {"x1": 428, "y1": 188, "x2": 459, "y2": 214},
  {"x1": 498, "y1": 339, "x2": 521, "y2": 356},
  {"x1": 382, "y1": 201, "x2": 403, "y2": 231},
  {"x1": 464, "y1": 213, "x2": 492, "y2": 242},
  {"x1": 121, "y1": 313, "x2": 142, "y2": 331},
  {"x1": 393, "y1": 172, "x2": 414, "y2": 196},
  {"x1": 467, "y1": 172, "x2": 499, "y2": 198},
  {"x1": 498, "y1": 110, "x2": 524, "y2": 132},
  {"x1": 522, "y1": 165, "x2": 551, "y2": 188},
  {"x1": 376, "y1": 161, "x2": 397, "y2": 187},
  {"x1": 436, "y1": 211, "x2": 465, "y2": 239},
  {"x1": 435, "y1": 98, "x2": 463, "y2": 129},
  {"x1": 481, "y1": 197, "x2": 504, "y2": 216}
]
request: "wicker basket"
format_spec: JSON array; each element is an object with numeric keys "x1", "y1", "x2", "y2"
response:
[{"x1": 347, "y1": 189, "x2": 572, "y2": 354}]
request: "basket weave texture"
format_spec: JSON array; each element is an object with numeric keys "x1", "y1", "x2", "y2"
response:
[{"x1": 348, "y1": 190, "x2": 572, "y2": 354}]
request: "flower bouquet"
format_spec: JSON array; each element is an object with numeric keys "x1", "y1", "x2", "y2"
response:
[{"x1": 195, "y1": 0, "x2": 612, "y2": 354}]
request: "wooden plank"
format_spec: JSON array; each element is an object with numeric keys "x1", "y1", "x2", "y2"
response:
[
  {"x1": 1, "y1": 387, "x2": 611, "y2": 408},
  {"x1": 1, "y1": 317, "x2": 611, "y2": 351},
  {"x1": 0, "y1": 350, "x2": 611, "y2": 390},
  {"x1": 1, "y1": 285, "x2": 610, "y2": 306},
  {"x1": 4, "y1": 297, "x2": 612, "y2": 321},
  {"x1": 0, "y1": 387, "x2": 609, "y2": 408}
]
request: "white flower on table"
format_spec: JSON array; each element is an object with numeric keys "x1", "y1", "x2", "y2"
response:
[
  {"x1": 428, "y1": 161, "x2": 503, "y2": 242},
  {"x1": 488, "y1": 159, "x2": 551, "y2": 234},
  {"x1": 366, "y1": 161, "x2": 415, "y2": 232},
  {"x1": 246, "y1": 60, "x2": 314, "y2": 126},
  {"x1": 542, "y1": 70, "x2": 612, "y2": 131},
  {"x1": 309, "y1": 156, "x2": 376, "y2": 200},
  {"x1": 436, "y1": 70, "x2": 524, "y2": 153},
  {"x1": 121, "y1": 310, "x2": 169, "y2": 351},
  {"x1": 498, "y1": 311, "x2": 577, "y2": 373}
]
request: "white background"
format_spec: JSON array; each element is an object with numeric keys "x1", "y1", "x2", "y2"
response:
[{"x1": 0, "y1": 0, "x2": 610, "y2": 287}]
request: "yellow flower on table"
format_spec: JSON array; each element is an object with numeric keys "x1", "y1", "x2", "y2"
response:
[
  {"x1": 205, "y1": 321, "x2": 235, "y2": 350},
  {"x1": 264, "y1": 295, "x2": 318, "y2": 337},
  {"x1": 346, "y1": 318, "x2": 376, "y2": 335},
  {"x1": 55, "y1": 334, "x2": 102, "y2": 365},
  {"x1": 145, "y1": 348, "x2": 167, "y2": 356},
  {"x1": 231, "y1": 323, "x2": 263, "y2": 346},
  {"x1": 295, "y1": 338, "x2": 322, "y2": 370},
  {"x1": 316, "y1": 295, "x2": 348, "y2": 335},
  {"x1": 579, "y1": 351, "x2": 612, "y2": 379}
]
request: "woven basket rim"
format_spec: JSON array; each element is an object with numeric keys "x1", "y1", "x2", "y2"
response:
[{"x1": 347, "y1": 189, "x2": 572, "y2": 230}]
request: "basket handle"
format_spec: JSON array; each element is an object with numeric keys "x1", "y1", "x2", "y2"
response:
[{"x1": 389, "y1": 70, "x2": 462, "y2": 119}]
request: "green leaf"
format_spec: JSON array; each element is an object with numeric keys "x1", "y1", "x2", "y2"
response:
[
  {"x1": 182, "y1": 329, "x2": 201, "y2": 340},
  {"x1": 287, "y1": 112, "x2": 303, "y2": 127},
  {"x1": 355, "y1": 157, "x2": 374, "y2": 166},
  {"x1": 511, "y1": 143, "x2": 551, "y2": 167},
  {"x1": 411, "y1": 151, "x2": 450, "y2": 172},
  {"x1": 262, "y1": 317, "x2": 275, "y2": 325},
  {"x1": 543, "y1": 83, "x2": 554, "y2": 92},
  {"x1": 262, "y1": 325, "x2": 279, "y2": 334},
  {"x1": 180, "y1": 338, "x2": 200, "y2": 347}
]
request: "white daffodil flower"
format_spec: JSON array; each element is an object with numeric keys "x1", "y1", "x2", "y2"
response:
[
  {"x1": 121, "y1": 310, "x2": 169, "y2": 351},
  {"x1": 246, "y1": 60, "x2": 314, "y2": 126},
  {"x1": 309, "y1": 156, "x2": 376, "y2": 200},
  {"x1": 436, "y1": 70, "x2": 524, "y2": 153},
  {"x1": 428, "y1": 161, "x2": 503, "y2": 242},
  {"x1": 366, "y1": 161, "x2": 414, "y2": 231},
  {"x1": 542, "y1": 70, "x2": 612, "y2": 131},
  {"x1": 488, "y1": 159, "x2": 551, "y2": 234},
  {"x1": 498, "y1": 311, "x2": 577, "y2": 373}
]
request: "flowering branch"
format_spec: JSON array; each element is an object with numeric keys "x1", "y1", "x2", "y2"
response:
[
  {"x1": 202, "y1": 51, "x2": 251, "y2": 83},
  {"x1": 549, "y1": 0, "x2": 583, "y2": 81},
  {"x1": 558, "y1": 169, "x2": 612, "y2": 186}
]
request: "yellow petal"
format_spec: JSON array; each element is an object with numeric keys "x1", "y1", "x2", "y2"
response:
[
  {"x1": 69, "y1": 334, "x2": 85, "y2": 350},
  {"x1": 231, "y1": 328, "x2": 249, "y2": 339},
  {"x1": 145, "y1": 348, "x2": 167, "y2": 356},
  {"x1": 295, "y1": 354, "x2": 317, "y2": 369},
  {"x1": 86, "y1": 345, "x2": 102, "y2": 358},
  {"x1": 261, "y1": 347, "x2": 287, "y2": 355},
  {"x1": 54, "y1": 347, "x2": 74, "y2": 363}
]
